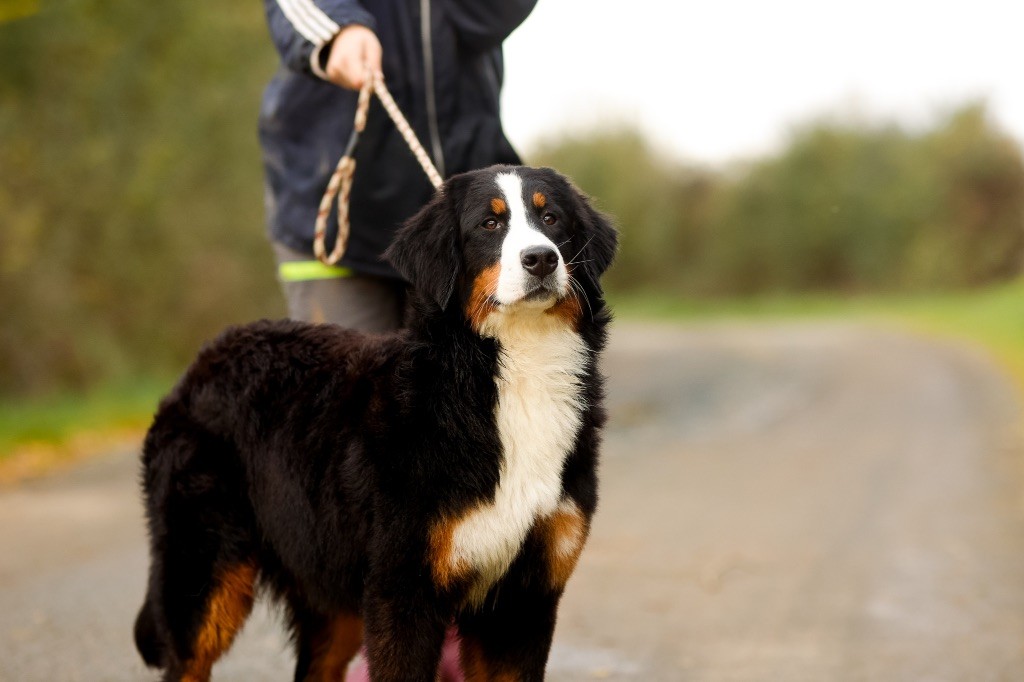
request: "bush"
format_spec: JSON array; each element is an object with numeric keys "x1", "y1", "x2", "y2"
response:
[
  {"x1": 533, "y1": 105, "x2": 1024, "y2": 297},
  {"x1": 0, "y1": 1, "x2": 283, "y2": 396},
  {"x1": 531, "y1": 130, "x2": 719, "y2": 294}
]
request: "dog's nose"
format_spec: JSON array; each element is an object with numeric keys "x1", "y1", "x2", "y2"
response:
[{"x1": 520, "y1": 246, "x2": 559, "y2": 278}]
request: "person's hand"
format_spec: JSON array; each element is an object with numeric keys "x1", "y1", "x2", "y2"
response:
[{"x1": 325, "y1": 25, "x2": 382, "y2": 90}]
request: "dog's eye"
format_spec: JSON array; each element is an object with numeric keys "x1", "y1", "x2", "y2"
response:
[
  {"x1": 481, "y1": 218, "x2": 499, "y2": 230},
  {"x1": 542, "y1": 213, "x2": 557, "y2": 226}
]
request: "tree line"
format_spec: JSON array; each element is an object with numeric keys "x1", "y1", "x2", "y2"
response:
[
  {"x1": 535, "y1": 104, "x2": 1024, "y2": 298},
  {"x1": 2, "y1": 3, "x2": 1022, "y2": 399}
]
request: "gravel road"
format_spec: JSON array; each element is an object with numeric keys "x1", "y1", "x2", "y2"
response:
[{"x1": 2, "y1": 322, "x2": 1023, "y2": 681}]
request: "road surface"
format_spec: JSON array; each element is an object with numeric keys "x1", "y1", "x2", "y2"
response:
[{"x1": 2, "y1": 322, "x2": 1024, "y2": 681}]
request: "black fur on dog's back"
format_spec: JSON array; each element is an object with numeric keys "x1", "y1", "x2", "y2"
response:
[{"x1": 135, "y1": 165, "x2": 617, "y2": 681}]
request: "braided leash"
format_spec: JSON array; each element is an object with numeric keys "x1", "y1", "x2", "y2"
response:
[{"x1": 314, "y1": 72, "x2": 444, "y2": 265}]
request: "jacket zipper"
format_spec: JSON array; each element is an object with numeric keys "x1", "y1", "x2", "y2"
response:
[{"x1": 420, "y1": 0, "x2": 446, "y2": 178}]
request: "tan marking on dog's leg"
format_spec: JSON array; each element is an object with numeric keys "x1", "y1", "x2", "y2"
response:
[
  {"x1": 460, "y1": 635, "x2": 487, "y2": 682},
  {"x1": 541, "y1": 502, "x2": 588, "y2": 590},
  {"x1": 303, "y1": 613, "x2": 363, "y2": 682},
  {"x1": 466, "y1": 264, "x2": 502, "y2": 332},
  {"x1": 429, "y1": 516, "x2": 473, "y2": 590},
  {"x1": 459, "y1": 636, "x2": 521, "y2": 682},
  {"x1": 180, "y1": 562, "x2": 258, "y2": 682},
  {"x1": 490, "y1": 197, "x2": 507, "y2": 215},
  {"x1": 532, "y1": 192, "x2": 546, "y2": 209}
]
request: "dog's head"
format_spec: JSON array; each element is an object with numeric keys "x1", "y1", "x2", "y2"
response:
[{"x1": 385, "y1": 166, "x2": 617, "y2": 331}]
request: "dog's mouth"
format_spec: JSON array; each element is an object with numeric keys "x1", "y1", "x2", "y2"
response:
[
  {"x1": 512, "y1": 279, "x2": 566, "y2": 308},
  {"x1": 488, "y1": 289, "x2": 562, "y2": 314},
  {"x1": 527, "y1": 270, "x2": 568, "y2": 297},
  {"x1": 486, "y1": 270, "x2": 568, "y2": 310},
  {"x1": 523, "y1": 282, "x2": 557, "y2": 301}
]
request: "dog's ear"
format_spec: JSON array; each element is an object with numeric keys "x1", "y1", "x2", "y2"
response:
[
  {"x1": 385, "y1": 186, "x2": 461, "y2": 310},
  {"x1": 570, "y1": 183, "x2": 618, "y2": 292}
]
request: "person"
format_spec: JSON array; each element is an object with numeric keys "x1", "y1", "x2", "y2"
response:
[
  {"x1": 258, "y1": 1, "x2": 538, "y2": 679},
  {"x1": 260, "y1": 0, "x2": 537, "y2": 331}
]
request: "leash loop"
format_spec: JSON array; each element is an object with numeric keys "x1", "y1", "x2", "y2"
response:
[{"x1": 314, "y1": 71, "x2": 444, "y2": 266}]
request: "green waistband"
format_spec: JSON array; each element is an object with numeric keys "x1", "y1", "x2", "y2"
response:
[{"x1": 278, "y1": 260, "x2": 354, "y2": 282}]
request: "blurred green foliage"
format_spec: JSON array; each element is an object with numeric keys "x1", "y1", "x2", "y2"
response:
[
  {"x1": 533, "y1": 105, "x2": 1024, "y2": 297},
  {"x1": 0, "y1": 1, "x2": 283, "y2": 397},
  {"x1": 1, "y1": 3, "x2": 1022, "y2": 405}
]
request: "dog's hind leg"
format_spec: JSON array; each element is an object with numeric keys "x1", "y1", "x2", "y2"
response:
[{"x1": 291, "y1": 608, "x2": 364, "y2": 682}]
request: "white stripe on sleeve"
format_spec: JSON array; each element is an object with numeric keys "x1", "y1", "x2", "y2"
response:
[
  {"x1": 275, "y1": 0, "x2": 341, "y2": 45},
  {"x1": 293, "y1": 0, "x2": 340, "y2": 36},
  {"x1": 276, "y1": 0, "x2": 322, "y2": 43}
]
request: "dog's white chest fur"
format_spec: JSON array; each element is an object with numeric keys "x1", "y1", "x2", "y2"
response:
[{"x1": 450, "y1": 311, "x2": 587, "y2": 600}]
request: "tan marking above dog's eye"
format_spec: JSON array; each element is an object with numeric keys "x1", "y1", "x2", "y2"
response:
[
  {"x1": 481, "y1": 218, "x2": 499, "y2": 230},
  {"x1": 533, "y1": 192, "x2": 547, "y2": 208},
  {"x1": 542, "y1": 213, "x2": 557, "y2": 226},
  {"x1": 490, "y1": 198, "x2": 507, "y2": 214}
]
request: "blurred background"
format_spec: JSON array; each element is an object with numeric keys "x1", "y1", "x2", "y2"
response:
[
  {"x1": 3, "y1": 1, "x2": 1024, "y2": 679},
  {"x1": 1, "y1": 0, "x2": 1022, "y2": 453}
]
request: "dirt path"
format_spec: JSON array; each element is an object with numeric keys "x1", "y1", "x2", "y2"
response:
[{"x1": 2, "y1": 322, "x2": 1023, "y2": 681}]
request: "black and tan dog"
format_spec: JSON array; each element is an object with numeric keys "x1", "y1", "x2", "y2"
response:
[{"x1": 133, "y1": 165, "x2": 617, "y2": 681}]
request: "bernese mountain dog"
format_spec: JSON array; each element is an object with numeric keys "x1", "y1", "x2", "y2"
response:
[{"x1": 133, "y1": 165, "x2": 618, "y2": 681}]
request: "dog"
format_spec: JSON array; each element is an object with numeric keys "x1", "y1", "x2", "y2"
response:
[{"x1": 133, "y1": 165, "x2": 617, "y2": 681}]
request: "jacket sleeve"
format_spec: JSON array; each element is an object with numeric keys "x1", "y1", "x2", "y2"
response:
[
  {"x1": 263, "y1": 0, "x2": 377, "y2": 78},
  {"x1": 444, "y1": 0, "x2": 538, "y2": 52}
]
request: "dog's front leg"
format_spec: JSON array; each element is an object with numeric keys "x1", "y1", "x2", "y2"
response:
[
  {"x1": 456, "y1": 573, "x2": 561, "y2": 682},
  {"x1": 454, "y1": 503, "x2": 591, "y2": 681},
  {"x1": 362, "y1": 554, "x2": 448, "y2": 681}
]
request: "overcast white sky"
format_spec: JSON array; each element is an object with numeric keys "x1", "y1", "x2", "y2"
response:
[{"x1": 502, "y1": 0, "x2": 1024, "y2": 163}]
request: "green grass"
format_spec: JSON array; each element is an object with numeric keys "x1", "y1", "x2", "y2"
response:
[
  {"x1": 0, "y1": 376, "x2": 172, "y2": 459},
  {"x1": 872, "y1": 281, "x2": 1024, "y2": 384},
  {"x1": 611, "y1": 278, "x2": 1024, "y2": 386}
]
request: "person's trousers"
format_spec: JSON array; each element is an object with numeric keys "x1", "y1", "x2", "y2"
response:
[{"x1": 272, "y1": 242, "x2": 406, "y2": 332}]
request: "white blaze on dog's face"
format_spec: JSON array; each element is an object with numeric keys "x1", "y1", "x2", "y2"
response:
[
  {"x1": 459, "y1": 168, "x2": 592, "y2": 335},
  {"x1": 492, "y1": 172, "x2": 569, "y2": 306}
]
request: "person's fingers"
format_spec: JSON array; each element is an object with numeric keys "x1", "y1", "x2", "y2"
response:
[
  {"x1": 326, "y1": 44, "x2": 352, "y2": 89},
  {"x1": 325, "y1": 25, "x2": 382, "y2": 91},
  {"x1": 341, "y1": 51, "x2": 360, "y2": 89},
  {"x1": 363, "y1": 35, "x2": 383, "y2": 82}
]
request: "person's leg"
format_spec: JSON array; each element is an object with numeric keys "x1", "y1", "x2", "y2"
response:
[{"x1": 272, "y1": 242, "x2": 405, "y2": 332}]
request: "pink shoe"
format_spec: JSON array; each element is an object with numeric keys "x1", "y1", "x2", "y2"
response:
[{"x1": 346, "y1": 626, "x2": 464, "y2": 681}]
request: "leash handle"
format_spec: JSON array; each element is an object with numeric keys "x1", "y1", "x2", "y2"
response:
[{"x1": 314, "y1": 71, "x2": 443, "y2": 266}]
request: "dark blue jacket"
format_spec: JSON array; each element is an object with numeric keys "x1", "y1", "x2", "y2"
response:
[{"x1": 259, "y1": 0, "x2": 536, "y2": 278}]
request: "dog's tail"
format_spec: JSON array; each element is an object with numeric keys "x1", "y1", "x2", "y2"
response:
[{"x1": 133, "y1": 596, "x2": 166, "y2": 669}]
